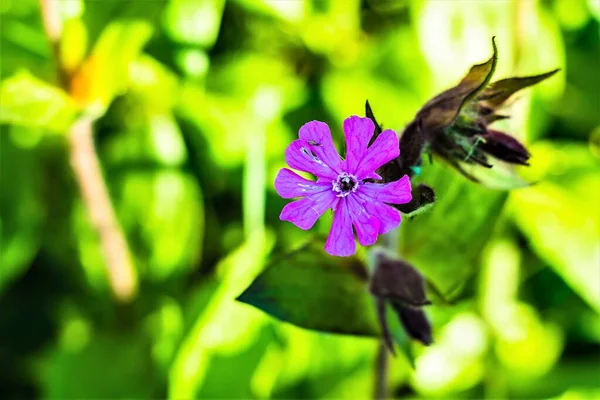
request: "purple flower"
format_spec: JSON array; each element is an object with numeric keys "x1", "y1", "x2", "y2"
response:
[{"x1": 275, "y1": 116, "x2": 412, "y2": 257}]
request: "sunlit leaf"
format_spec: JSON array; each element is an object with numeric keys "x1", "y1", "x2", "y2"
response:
[
  {"x1": 71, "y1": 20, "x2": 153, "y2": 113},
  {"x1": 0, "y1": 71, "x2": 78, "y2": 132},
  {"x1": 169, "y1": 232, "x2": 274, "y2": 399},
  {"x1": 163, "y1": 0, "x2": 225, "y2": 47},
  {"x1": 237, "y1": 240, "x2": 380, "y2": 337},
  {"x1": 510, "y1": 178, "x2": 600, "y2": 313}
]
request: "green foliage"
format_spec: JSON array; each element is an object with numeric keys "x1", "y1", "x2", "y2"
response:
[
  {"x1": 0, "y1": 71, "x2": 78, "y2": 132},
  {"x1": 238, "y1": 240, "x2": 380, "y2": 337},
  {"x1": 1, "y1": 0, "x2": 599, "y2": 399}
]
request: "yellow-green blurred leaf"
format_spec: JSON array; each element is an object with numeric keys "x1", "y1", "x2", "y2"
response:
[
  {"x1": 0, "y1": 71, "x2": 78, "y2": 132},
  {"x1": 71, "y1": 20, "x2": 152, "y2": 113},
  {"x1": 510, "y1": 179, "x2": 600, "y2": 313},
  {"x1": 60, "y1": 18, "x2": 88, "y2": 72},
  {"x1": 163, "y1": 0, "x2": 225, "y2": 46}
]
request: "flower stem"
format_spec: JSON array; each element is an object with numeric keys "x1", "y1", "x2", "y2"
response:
[
  {"x1": 373, "y1": 227, "x2": 400, "y2": 399},
  {"x1": 68, "y1": 118, "x2": 137, "y2": 300},
  {"x1": 374, "y1": 327, "x2": 390, "y2": 399},
  {"x1": 39, "y1": 0, "x2": 137, "y2": 301}
]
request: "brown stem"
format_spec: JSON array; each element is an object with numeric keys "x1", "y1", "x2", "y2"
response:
[
  {"x1": 372, "y1": 228, "x2": 399, "y2": 399},
  {"x1": 374, "y1": 340, "x2": 390, "y2": 400},
  {"x1": 68, "y1": 118, "x2": 137, "y2": 301},
  {"x1": 39, "y1": 0, "x2": 137, "y2": 301}
]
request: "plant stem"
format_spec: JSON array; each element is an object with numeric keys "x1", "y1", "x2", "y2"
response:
[
  {"x1": 39, "y1": 0, "x2": 137, "y2": 301},
  {"x1": 373, "y1": 227, "x2": 400, "y2": 399},
  {"x1": 68, "y1": 118, "x2": 137, "y2": 300},
  {"x1": 374, "y1": 325, "x2": 390, "y2": 400}
]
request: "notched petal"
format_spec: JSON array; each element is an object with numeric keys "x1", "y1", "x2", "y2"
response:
[
  {"x1": 274, "y1": 168, "x2": 330, "y2": 199},
  {"x1": 285, "y1": 139, "x2": 338, "y2": 179},
  {"x1": 354, "y1": 129, "x2": 400, "y2": 179},
  {"x1": 348, "y1": 195, "x2": 380, "y2": 246},
  {"x1": 298, "y1": 120, "x2": 343, "y2": 173},
  {"x1": 325, "y1": 200, "x2": 356, "y2": 257},
  {"x1": 344, "y1": 116, "x2": 376, "y2": 174},
  {"x1": 280, "y1": 191, "x2": 336, "y2": 230},
  {"x1": 360, "y1": 175, "x2": 412, "y2": 205}
]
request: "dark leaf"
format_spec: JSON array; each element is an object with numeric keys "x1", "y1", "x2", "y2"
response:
[
  {"x1": 478, "y1": 69, "x2": 560, "y2": 108},
  {"x1": 390, "y1": 302, "x2": 433, "y2": 346},
  {"x1": 398, "y1": 119, "x2": 424, "y2": 175},
  {"x1": 416, "y1": 37, "x2": 498, "y2": 133},
  {"x1": 237, "y1": 240, "x2": 380, "y2": 337},
  {"x1": 365, "y1": 99, "x2": 383, "y2": 144},
  {"x1": 395, "y1": 183, "x2": 435, "y2": 217},
  {"x1": 376, "y1": 297, "x2": 396, "y2": 356},
  {"x1": 369, "y1": 250, "x2": 431, "y2": 307},
  {"x1": 479, "y1": 129, "x2": 531, "y2": 165}
]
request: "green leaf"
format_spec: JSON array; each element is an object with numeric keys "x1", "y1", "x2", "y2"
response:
[
  {"x1": 0, "y1": 130, "x2": 43, "y2": 292},
  {"x1": 39, "y1": 330, "x2": 156, "y2": 398},
  {"x1": 0, "y1": 71, "x2": 78, "y2": 132},
  {"x1": 163, "y1": 0, "x2": 225, "y2": 47},
  {"x1": 416, "y1": 37, "x2": 498, "y2": 132},
  {"x1": 401, "y1": 161, "x2": 507, "y2": 296},
  {"x1": 237, "y1": 240, "x2": 381, "y2": 337},
  {"x1": 71, "y1": 20, "x2": 153, "y2": 113},
  {"x1": 510, "y1": 176, "x2": 600, "y2": 313}
]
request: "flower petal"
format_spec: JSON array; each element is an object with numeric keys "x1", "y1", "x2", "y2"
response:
[
  {"x1": 354, "y1": 129, "x2": 400, "y2": 179},
  {"x1": 347, "y1": 195, "x2": 380, "y2": 246},
  {"x1": 324, "y1": 199, "x2": 356, "y2": 257},
  {"x1": 359, "y1": 175, "x2": 412, "y2": 205},
  {"x1": 343, "y1": 116, "x2": 376, "y2": 175},
  {"x1": 298, "y1": 121, "x2": 343, "y2": 173},
  {"x1": 280, "y1": 190, "x2": 337, "y2": 230},
  {"x1": 285, "y1": 140, "x2": 338, "y2": 179},
  {"x1": 274, "y1": 168, "x2": 330, "y2": 199},
  {"x1": 356, "y1": 194, "x2": 402, "y2": 234}
]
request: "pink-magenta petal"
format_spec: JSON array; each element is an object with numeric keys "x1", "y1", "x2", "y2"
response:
[
  {"x1": 280, "y1": 190, "x2": 336, "y2": 230},
  {"x1": 356, "y1": 194, "x2": 402, "y2": 234},
  {"x1": 359, "y1": 175, "x2": 412, "y2": 204},
  {"x1": 347, "y1": 195, "x2": 380, "y2": 246},
  {"x1": 343, "y1": 116, "x2": 376, "y2": 175},
  {"x1": 354, "y1": 129, "x2": 400, "y2": 180},
  {"x1": 298, "y1": 121, "x2": 343, "y2": 174},
  {"x1": 274, "y1": 168, "x2": 330, "y2": 199},
  {"x1": 324, "y1": 199, "x2": 356, "y2": 257},
  {"x1": 285, "y1": 140, "x2": 338, "y2": 179}
]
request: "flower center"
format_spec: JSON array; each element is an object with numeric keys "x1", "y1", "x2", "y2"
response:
[{"x1": 332, "y1": 172, "x2": 359, "y2": 197}]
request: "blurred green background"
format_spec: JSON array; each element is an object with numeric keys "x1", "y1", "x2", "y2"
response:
[{"x1": 1, "y1": 0, "x2": 599, "y2": 398}]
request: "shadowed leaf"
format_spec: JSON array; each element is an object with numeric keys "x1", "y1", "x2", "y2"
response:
[
  {"x1": 390, "y1": 302, "x2": 433, "y2": 346},
  {"x1": 396, "y1": 183, "x2": 435, "y2": 217},
  {"x1": 369, "y1": 250, "x2": 430, "y2": 307},
  {"x1": 237, "y1": 240, "x2": 380, "y2": 337},
  {"x1": 478, "y1": 69, "x2": 560, "y2": 108},
  {"x1": 416, "y1": 37, "x2": 498, "y2": 133}
]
